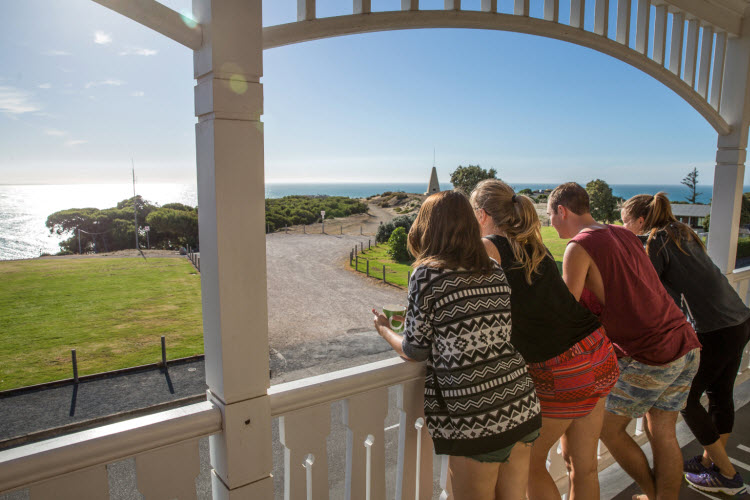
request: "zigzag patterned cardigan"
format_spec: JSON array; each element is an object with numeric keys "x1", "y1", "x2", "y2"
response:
[{"x1": 402, "y1": 265, "x2": 542, "y2": 456}]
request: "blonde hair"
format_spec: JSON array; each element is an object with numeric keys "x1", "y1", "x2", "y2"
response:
[
  {"x1": 407, "y1": 190, "x2": 493, "y2": 273},
  {"x1": 471, "y1": 179, "x2": 547, "y2": 284},
  {"x1": 621, "y1": 192, "x2": 705, "y2": 256}
]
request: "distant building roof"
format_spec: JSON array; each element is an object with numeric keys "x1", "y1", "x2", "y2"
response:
[{"x1": 670, "y1": 204, "x2": 711, "y2": 217}]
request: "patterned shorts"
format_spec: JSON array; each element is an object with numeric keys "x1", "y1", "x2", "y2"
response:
[
  {"x1": 527, "y1": 327, "x2": 620, "y2": 419},
  {"x1": 605, "y1": 348, "x2": 700, "y2": 418}
]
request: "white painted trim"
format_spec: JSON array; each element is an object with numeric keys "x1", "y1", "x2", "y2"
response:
[
  {"x1": 659, "y1": 0, "x2": 742, "y2": 36},
  {"x1": 0, "y1": 402, "x2": 220, "y2": 494},
  {"x1": 263, "y1": 11, "x2": 731, "y2": 134},
  {"x1": 710, "y1": 31, "x2": 728, "y2": 110},
  {"x1": 269, "y1": 357, "x2": 424, "y2": 417},
  {"x1": 91, "y1": 0, "x2": 202, "y2": 49}
]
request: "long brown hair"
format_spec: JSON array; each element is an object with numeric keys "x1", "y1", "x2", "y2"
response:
[
  {"x1": 621, "y1": 192, "x2": 706, "y2": 255},
  {"x1": 471, "y1": 179, "x2": 547, "y2": 283},
  {"x1": 408, "y1": 190, "x2": 494, "y2": 273}
]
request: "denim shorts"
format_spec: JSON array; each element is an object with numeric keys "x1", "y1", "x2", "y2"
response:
[
  {"x1": 605, "y1": 348, "x2": 700, "y2": 418},
  {"x1": 467, "y1": 430, "x2": 540, "y2": 463}
]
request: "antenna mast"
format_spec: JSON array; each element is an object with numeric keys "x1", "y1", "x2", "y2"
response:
[{"x1": 132, "y1": 160, "x2": 139, "y2": 251}]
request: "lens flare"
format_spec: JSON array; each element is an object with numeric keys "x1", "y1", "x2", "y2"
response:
[
  {"x1": 180, "y1": 10, "x2": 198, "y2": 29},
  {"x1": 229, "y1": 74, "x2": 248, "y2": 94}
]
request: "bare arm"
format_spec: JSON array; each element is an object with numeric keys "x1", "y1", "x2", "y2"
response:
[{"x1": 562, "y1": 242, "x2": 591, "y2": 301}]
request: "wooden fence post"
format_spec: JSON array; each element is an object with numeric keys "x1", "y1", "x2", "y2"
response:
[
  {"x1": 361, "y1": 242, "x2": 364, "y2": 252},
  {"x1": 366, "y1": 260, "x2": 370, "y2": 277},
  {"x1": 303, "y1": 225, "x2": 306, "y2": 234},
  {"x1": 355, "y1": 246, "x2": 358, "y2": 258},
  {"x1": 360, "y1": 225, "x2": 363, "y2": 235},
  {"x1": 350, "y1": 250, "x2": 353, "y2": 266},
  {"x1": 340, "y1": 225, "x2": 343, "y2": 235},
  {"x1": 383, "y1": 265, "x2": 386, "y2": 283},
  {"x1": 356, "y1": 255, "x2": 359, "y2": 270},
  {"x1": 368, "y1": 239, "x2": 371, "y2": 249}
]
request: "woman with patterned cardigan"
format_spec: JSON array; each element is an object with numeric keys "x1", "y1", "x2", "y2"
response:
[{"x1": 372, "y1": 190, "x2": 541, "y2": 500}]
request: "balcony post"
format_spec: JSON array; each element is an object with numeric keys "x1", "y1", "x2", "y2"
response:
[
  {"x1": 192, "y1": 0, "x2": 272, "y2": 497},
  {"x1": 709, "y1": 10, "x2": 750, "y2": 274}
]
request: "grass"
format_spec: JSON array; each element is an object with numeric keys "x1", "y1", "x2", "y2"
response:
[
  {"x1": 350, "y1": 243, "x2": 413, "y2": 288},
  {"x1": 351, "y1": 228, "x2": 571, "y2": 288},
  {"x1": 0, "y1": 257, "x2": 203, "y2": 390}
]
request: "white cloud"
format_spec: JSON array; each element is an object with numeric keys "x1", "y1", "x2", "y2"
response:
[
  {"x1": 131, "y1": 91, "x2": 145, "y2": 97},
  {"x1": 43, "y1": 49, "x2": 70, "y2": 56},
  {"x1": 119, "y1": 47, "x2": 158, "y2": 56},
  {"x1": 65, "y1": 140, "x2": 88, "y2": 147},
  {"x1": 0, "y1": 86, "x2": 40, "y2": 114},
  {"x1": 85, "y1": 79, "x2": 125, "y2": 89},
  {"x1": 94, "y1": 31, "x2": 112, "y2": 45},
  {"x1": 45, "y1": 129, "x2": 66, "y2": 136},
  {"x1": 38, "y1": 83, "x2": 52, "y2": 89}
]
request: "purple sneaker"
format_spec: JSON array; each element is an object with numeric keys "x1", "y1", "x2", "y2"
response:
[
  {"x1": 685, "y1": 468, "x2": 747, "y2": 496},
  {"x1": 683, "y1": 455, "x2": 710, "y2": 474}
]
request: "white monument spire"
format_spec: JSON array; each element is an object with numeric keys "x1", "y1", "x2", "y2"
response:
[{"x1": 425, "y1": 150, "x2": 440, "y2": 195}]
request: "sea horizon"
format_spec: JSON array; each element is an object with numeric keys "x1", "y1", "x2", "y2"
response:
[{"x1": 0, "y1": 181, "x2": 742, "y2": 260}]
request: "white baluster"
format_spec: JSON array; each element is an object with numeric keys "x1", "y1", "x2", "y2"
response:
[
  {"x1": 684, "y1": 19, "x2": 700, "y2": 86},
  {"x1": 635, "y1": 0, "x2": 650, "y2": 54},
  {"x1": 304, "y1": 454, "x2": 314, "y2": 500},
  {"x1": 445, "y1": 0, "x2": 461, "y2": 9},
  {"x1": 653, "y1": 5, "x2": 668, "y2": 65},
  {"x1": 343, "y1": 388, "x2": 388, "y2": 500},
  {"x1": 481, "y1": 0, "x2": 498, "y2": 12},
  {"x1": 354, "y1": 0, "x2": 371, "y2": 14},
  {"x1": 29, "y1": 465, "x2": 108, "y2": 500},
  {"x1": 635, "y1": 417, "x2": 645, "y2": 436},
  {"x1": 297, "y1": 0, "x2": 315, "y2": 21},
  {"x1": 135, "y1": 439, "x2": 200, "y2": 500},
  {"x1": 279, "y1": 403, "x2": 331, "y2": 500},
  {"x1": 544, "y1": 0, "x2": 558, "y2": 22},
  {"x1": 697, "y1": 26, "x2": 715, "y2": 98},
  {"x1": 365, "y1": 435, "x2": 375, "y2": 500},
  {"x1": 616, "y1": 0, "x2": 631, "y2": 45},
  {"x1": 547, "y1": 440, "x2": 568, "y2": 483},
  {"x1": 439, "y1": 454, "x2": 452, "y2": 500},
  {"x1": 594, "y1": 0, "x2": 609, "y2": 37},
  {"x1": 402, "y1": 0, "x2": 419, "y2": 10},
  {"x1": 570, "y1": 0, "x2": 585, "y2": 29},
  {"x1": 514, "y1": 0, "x2": 530, "y2": 17},
  {"x1": 414, "y1": 418, "x2": 424, "y2": 500},
  {"x1": 669, "y1": 12, "x2": 685, "y2": 76},
  {"x1": 710, "y1": 32, "x2": 727, "y2": 110},
  {"x1": 395, "y1": 380, "x2": 432, "y2": 500}
]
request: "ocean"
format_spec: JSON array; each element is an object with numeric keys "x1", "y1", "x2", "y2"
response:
[{"x1": 0, "y1": 182, "x2": 729, "y2": 260}]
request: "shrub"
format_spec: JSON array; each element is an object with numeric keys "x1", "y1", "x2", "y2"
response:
[
  {"x1": 737, "y1": 238, "x2": 750, "y2": 260},
  {"x1": 387, "y1": 227, "x2": 411, "y2": 262},
  {"x1": 396, "y1": 192, "x2": 408, "y2": 200},
  {"x1": 376, "y1": 214, "x2": 417, "y2": 243}
]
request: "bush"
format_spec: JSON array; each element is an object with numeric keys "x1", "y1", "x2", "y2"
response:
[
  {"x1": 396, "y1": 192, "x2": 408, "y2": 200},
  {"x1": 737, "y1": 238, "x2": 750, "y2": 260},
  {"x1": 376, "y1": 214, "x2": 417, "y2": 243},
  {"x1": 387, "y1": 227, "x2": 411, "y2": 262}
]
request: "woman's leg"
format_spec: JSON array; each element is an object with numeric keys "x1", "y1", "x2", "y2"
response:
[
  {"x1": 449, "y1": 455, "x2": 501, "y2": 500},
  {"x1": 527, "y1": 418, "x2": 571, "y2": 500},
  {"x1": 561, "y1": 398, "x2": 606, "y2": 500},
  {"x1": 496, "y1": 439, "x2": 534, "y2": 500}
]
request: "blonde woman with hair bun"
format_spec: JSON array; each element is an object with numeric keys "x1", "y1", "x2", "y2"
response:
[
  {"x1": 471, "y1": 179, "x2": 620, "y2": 500},
  {"x1": 622, "y1": 192, "x2": 750, "y2": 495}
]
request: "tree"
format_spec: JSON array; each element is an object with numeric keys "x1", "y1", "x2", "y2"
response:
[
  {"x1": 376, "y1": 214, "x2": 417, "y2": 243},
  {"x1": 449, "y1": 165, "x2": 498, "y2": 195},
  {"x1": 387, "y1": 227, "x2": 411, "y2": 262},
  {"x1": 586, "y1": 179, "x2": 619, "y2": 223},
  {"x1": 682, "y1": 167, "x2": 702, "y2": 204}
]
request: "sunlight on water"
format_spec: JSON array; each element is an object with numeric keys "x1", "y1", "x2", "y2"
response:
[{"x1": 0, "y1": 184, "x2": 197, "y2": 261}]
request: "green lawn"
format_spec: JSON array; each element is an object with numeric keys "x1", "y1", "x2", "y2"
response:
[
  {"x1": 0, "y1": 258, "x2": 203, "y2": 390},
  {"x1": 352, "y1": 228, "x2": 571, "y2": 288}
]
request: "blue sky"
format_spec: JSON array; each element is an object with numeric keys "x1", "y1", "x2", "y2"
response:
[{"x1": 0, "y1": 0, "x2": 733, "y2": 185}]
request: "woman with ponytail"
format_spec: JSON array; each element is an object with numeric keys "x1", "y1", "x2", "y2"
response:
[
  {"x1": 471, "y1": 180, "x2": 620, "y2": 500},
  {"x1": 622, "y1": 192, "x2": 750, "y2": 495}
]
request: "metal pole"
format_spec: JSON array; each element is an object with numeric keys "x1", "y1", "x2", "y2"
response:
[
  {"x1": 71, "y1": 349, "x2": 78, "y2": 383},
  {"x1": 78, "y1": 229, "x2": 81, "y2": 254},
  {"x1": 161, "y1": 336, "x2": 167, "y2": 367},
  {"x1": 132, "y1": 162, "x2": 139, "y2": 250},
  {"x1": 322, "y1": 219, "x2": 325, "y2": 234},
  {"x1": 146, "y1": 231, "x2": 150, "y2": 249}
]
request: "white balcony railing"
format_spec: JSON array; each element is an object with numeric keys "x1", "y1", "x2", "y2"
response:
[{"x1": 2, "y1": 269, "x2": 750, "y2": 499}]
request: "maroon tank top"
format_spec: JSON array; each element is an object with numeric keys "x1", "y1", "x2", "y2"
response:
[{"x1": 571, "y1": 225, "x2": 700, "y2": 365}]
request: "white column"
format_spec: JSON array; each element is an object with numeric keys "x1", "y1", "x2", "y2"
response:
[
  {"x1": 709, "y1": 9, "x2": 750, "y2": 274},
  {"x1": 192, "y1": 0, "x2": 273, "y2": 498}
]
